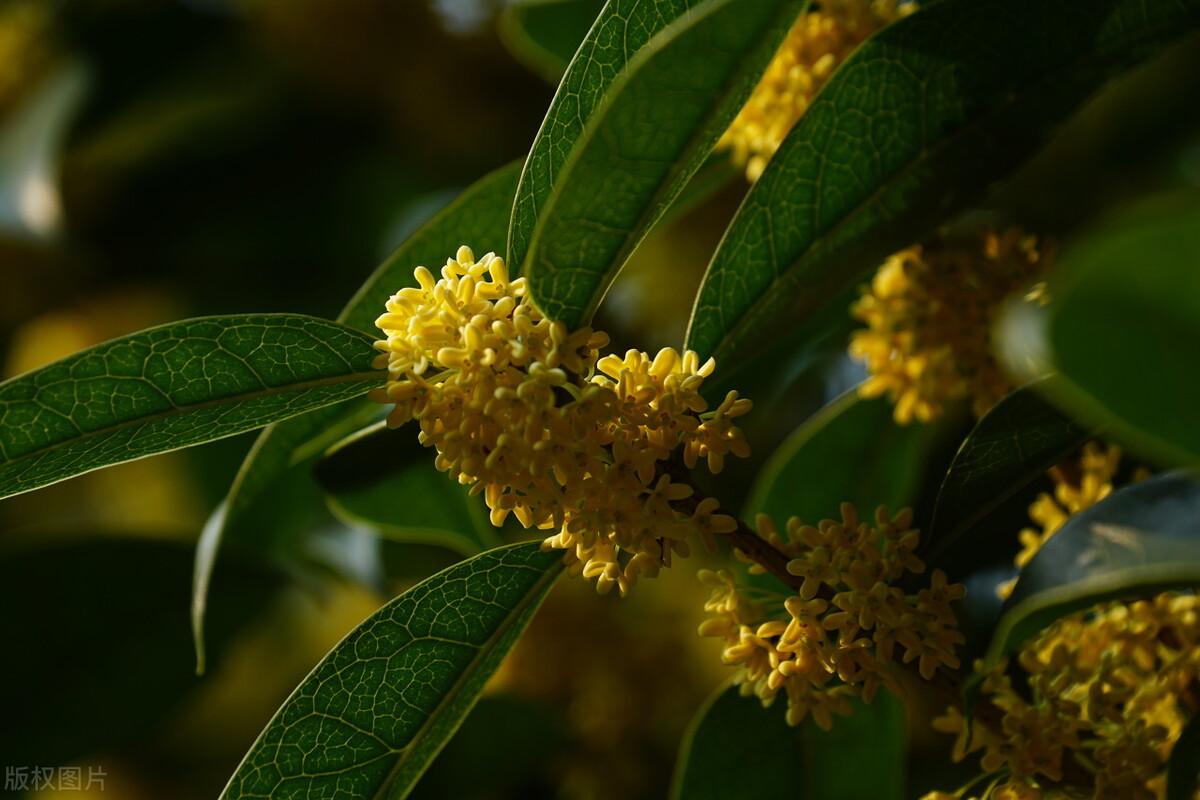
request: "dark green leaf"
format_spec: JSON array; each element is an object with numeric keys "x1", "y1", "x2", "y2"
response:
[
  {"x1": 0, "y1": 314, "x2": 381, "y2": 501},
  {"x1": 686, "y1": 0, "x2": 1200, "y2": 363},
  {"x1": 499, "y1": 0, "x2": 605, "y2": 82},
  {"x1": 923, "y1": 381, "x2": 1091, "y2": 569},
  {"x1": 511, "y1": 0, "x2": 805, "y2": 327},
  {"x1": 194, "y1": 163, "x2": 521, "y2": 668},
  {"x1": 1167, "y1": 713, "x2": 1200, "y2": 800},
  {"x1": 748, "y1": 391, "x2": 934, "y2": 524},
  {"x1": 1040, "y1": 193, "x2": 1200, "y2": 467},
  {"x1": 0, "y1": 537, "x2": 280, "y2": 766},
  {"x1": 319, "y1": 422, "x2": 501, "y2": 557},
  {"x1": 222, "y1": 542, "x2": 564, "y2": 800},
  {"x1": 986, "y1": 472, "x2": 1200, "y2": 662},
  {"x1": 670, "y1": 684, "x2": 905, "y2": 800}
]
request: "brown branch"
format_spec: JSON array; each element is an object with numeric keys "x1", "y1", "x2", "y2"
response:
[{"x1": 725, "y1": 518, "x2": 803, "y2": 590}]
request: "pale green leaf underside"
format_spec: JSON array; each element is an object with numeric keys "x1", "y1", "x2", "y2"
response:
[
  {"x1": 988, "y1": 473, "x2": 1200, "y2": 661},
  {"x1": 516, "y1": 0, "x2": 804, "y2": 327},
  {"x1": 0, "y1": 314, "x2": 381, "y2": 500},
  {"x1": 687, "y1": 0, "x2": 1200, "y2": 363},
  {"x1": 222, "y1": 542, "x2": 563, "y2": 799}
]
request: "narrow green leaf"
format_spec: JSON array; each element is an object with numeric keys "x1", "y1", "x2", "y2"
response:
[
  {"x1": 318, "y1": 422, "x2": 501, "y2": 557},
  {"x1": 670, "y1": 683, "x2": 904, "y2": 800},
  {"x1": 748, "y1": 391, "x2": 933, "y2": 524},
  {"x1": 986, "y1": 472, "x2": 1200, "y2": 662},
  {"x1": 1167, "y1": 713, "x2": 1200, "y2": 800},
  {"x1": 1039, "y1": 193, "x2": 1200, "y2": 467},
  {"x1": 686, "y1": 0, "x2": 1200, "y2": 363},
  {"x1": 499, "y1": 0, "x2": 605, "y2": 82},
  {"x1": 193, "y1": 163, "x2": 521, "y2": 668},
  {"x1": 0, "y1": 314, "x2": 381, "y2": 501},
  {"x1": 923, "y1": 381, "x2": 1091, "y2": 569},
  {"x1": 221, "y1": 542, "x2": 564, "y2": 800},
  {"x1": 511, "y1": 0, "x2": 805, "y2": 327}
]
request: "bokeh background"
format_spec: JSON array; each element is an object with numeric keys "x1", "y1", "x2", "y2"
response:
[{"x1": 1, "y1": 1, "x2": 1199, "y2": 798}]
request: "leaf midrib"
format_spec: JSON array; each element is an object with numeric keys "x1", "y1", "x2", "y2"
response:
[
  {"x1": 375, "y1": 559, "x2": 564, "y2": 799},
  {"x1": 0, "y1": 369, "x2": 383, "y2": 489},
  {"x1": 696, "y1": 11, "x2": 1190, "y2": 361},
  {"x1": 989, "y1": 563, "x2": 1200, "y2": 661},
  {"x1": 523, "y1": 0, "x2": 802, "y2": 324}
]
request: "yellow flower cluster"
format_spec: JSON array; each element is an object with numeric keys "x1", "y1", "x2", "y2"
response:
[
  {"x1": 929, "y1": 593, "x2": 1200, "y2": 800},
  {"x1": 850, "y1": 229, "x2": 1049, "y2": 424},
  {"x1": 699, "y1": 503, "x2": 965, "y2": 729},
  {"x1": 997, "y1": 442, "x2": 1148, "y2": 599},
  {"x1": 718, "y1": 0, "x2": 909, "y2": 181},
  {"x1": 372, "y1": 246, "x2": 751, "y2": 594}
]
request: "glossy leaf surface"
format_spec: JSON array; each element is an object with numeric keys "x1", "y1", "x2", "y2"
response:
[
  {"x1": 687, "y1": 0, "x2": 1200, "y2": 363},
  {"x1": 0, "y1": 314, "x2": 381, "y2": 500},
  {"x1": 512, "y1": 0, "x2": 803, "y2": 326},
  {"x1": 222, "y1": 542, "x2": 563, "y2": 799}
]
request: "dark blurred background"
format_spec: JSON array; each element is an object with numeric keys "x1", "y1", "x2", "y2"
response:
[{"x1": 1, "y1": 1, "x2": 1199, "y2": 798}]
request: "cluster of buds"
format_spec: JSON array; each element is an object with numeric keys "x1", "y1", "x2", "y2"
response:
[
  {"x1": 699, "y1": 503, "x2": 965, "y2": 729},
  {"x1": 928, "y1": 593, "x2": 1200, "y2": 800},
  {"x1": 850, "y1": 228, "x2": 1050, "y2": 424},
  {"x1": 719, "y1": 0, "x2": 910, "y2": 181},
  {"x1": 371, "y1": 246, "x2": 751, "y2": 594}
]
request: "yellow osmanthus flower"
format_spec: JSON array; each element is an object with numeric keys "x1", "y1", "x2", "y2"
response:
[
  {"x1": 850, "y1": 228, "x2": 1050, "y2": 424},
  {"x1": 929, "y1": 592, "x2": 1200, "y2": 800},
  {"x1": 997, "y1": 442, "x2": 1150, "y2": 599},
  {"x1": 698, "y1": 503, "x2": 965, "y2": 729},
  {"x1": 719, "y1": 0, "x2": 910, "y2": 182},
  {"x1": 372, "y1": 246, "x2": 751, "y2": 594}
]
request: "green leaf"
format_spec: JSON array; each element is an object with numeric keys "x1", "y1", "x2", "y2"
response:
[
  {"x1": 747, "y1": 391, "x2": 934, "y2": 524},
  {"x1": 499, "y1": 0, "x2": 605, "y2": 82},
  {"x1": 1167, "y1": 713, "x2": 1200, "y2": 800},
  {"x1": 986, "y1": 472, "x2": 1200, "y2": 662},
  {"x1": 686, "y1": 0, "x2": 1200, "y2": 363},
  {"x1": 511, "y1": 0, "x2": 805, "y2": 327},
  {"x1": 1038, "y1": 193, "x2": 1200, "y2": 467},
  {"x1": 318, "y1": 422, "x2": 501, "y2": 557},
  {"x1": 194, "y1": 162, "x2": 521, "y2": 669},
  {"x1": 0, "y1": 314, "x2": 381, "y2": 501},
  {"x1": 222, "y1": 542, "x2": 564, "y2": 800},
  {"x1": 0, "y1": 536, "x2": 280, "y2": 766},
  {"x1": 923, "y1": 381, "x2": 1090, "y2": 571},
  {"x1": 670, "y1": 684, "x2": 905, "y2": 800}
]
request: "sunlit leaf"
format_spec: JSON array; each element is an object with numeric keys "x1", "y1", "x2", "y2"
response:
[
  {"x1": 499, "y1": 0, "x2": 604, "y2": 82},
  {"x1": 194, "y1": 163, "x2": 521, "y2": 669},
  {"x1": 986, "y1": 472, "x2": 1200, "y2": 662},
  {"x1": 671, "y1": 683, "x2": 905, "y2": 800},
  {"x1": 511, "y1": 0, "x2": 805, "y2": 327},
  {"x1": 1037, "y1": 193, "x2": 1200, "y2": 467},
  {"x1": 0, "y1": 314, "x2": 381, "y2": 501},
  {"x1": 686, "y1": 0, "x2": 1200, "y2": 364},
  {"x1": 222, "y1": 542, "x2": 563, "y2": 800},
  {"x1": 923, "y1": 381, "x2": 1090, "y2": 573}
]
